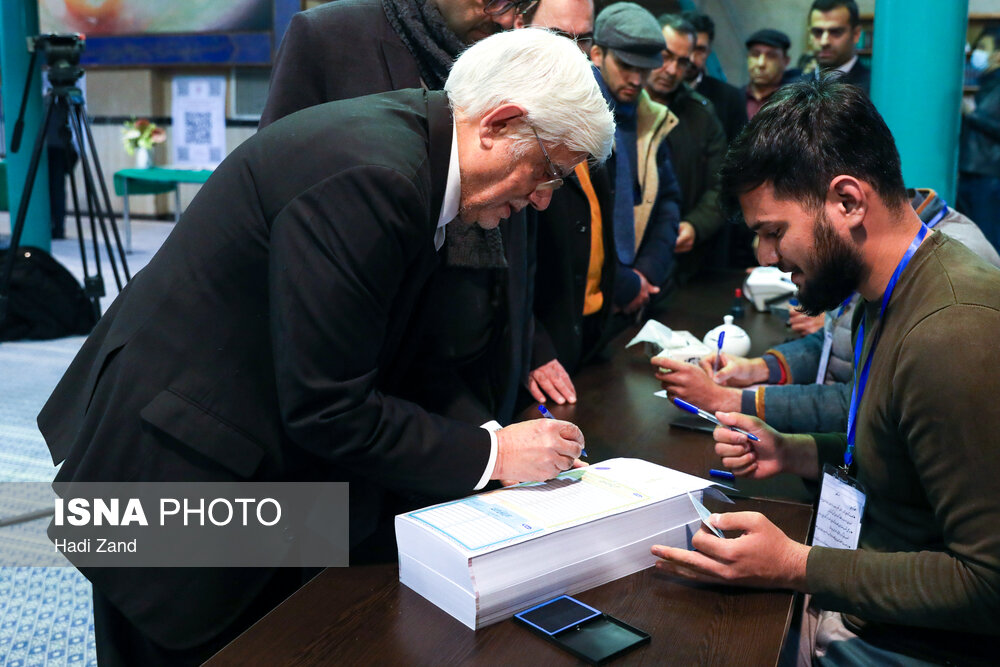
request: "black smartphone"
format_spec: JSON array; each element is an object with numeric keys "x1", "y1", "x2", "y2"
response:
[{"x1": 513, "y1": 595, "x2": 650, "y2": 665}]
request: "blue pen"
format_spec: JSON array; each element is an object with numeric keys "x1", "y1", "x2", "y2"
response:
[
  {"x1": 713, "y1": 331, "x2": 725, "y2": 375},
  {"x1": 671, "y1": 397, "x2": 760, "y2": 442},
  {"x1": 538, "y1": 405, "x2": 587, "y2": 457},
  {"x1": 709, "y1": 468, "x2": 736, "y2": 481}
]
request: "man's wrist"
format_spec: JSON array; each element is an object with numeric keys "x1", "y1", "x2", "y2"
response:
[
  {"x1": 783, "y1": 433, "x2": 820, "y2": 480},
  {"x1": 782, "y1": 542, "x2": 811, "y2": 591},
  {"x1": 717, "y1": 386, "x2": 743, "y2": 412},
  {"x1": 478, "y1": 422, "x2": 501, "y2": 488}
]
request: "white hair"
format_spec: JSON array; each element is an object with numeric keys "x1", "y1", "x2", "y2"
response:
[{"x1": 445, "y1": 28, "x2": 615, "y2": 163}]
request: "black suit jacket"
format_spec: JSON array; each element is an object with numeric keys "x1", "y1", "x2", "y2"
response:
[
  {"x1": 665, "y1": 85, "x2": 729, "y2": 281},
  {"x1": 694, "y1": 75, "x2": 748, "y2": 144},
  {"x1": 261, "y1": 0, "x2": 533, "y2": 424},
  {"x1": 799, "y1": 60, "x2": 871, "y2": 95},
  {"x1": 531, "y1": 165, "x2": 617, "y2": 374},
  {"x1": 39, "y1": 90, "x2": 491, "y2": 650},
  {"x1": 838, "y1": 59, "x2": 871, "y2": 94}
]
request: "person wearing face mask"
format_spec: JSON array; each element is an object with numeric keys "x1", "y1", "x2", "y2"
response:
[{"x1": 959, "y1": 30, "x2": 1000, "y2": 250}]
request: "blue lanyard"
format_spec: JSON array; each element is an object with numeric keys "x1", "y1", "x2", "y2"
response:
[
  {"x1": 835, "y1": 295, "x2": 853, "y2": 319},
  {"x1": 844, "y1": 224, "x2": 930, "y2": 469},
  {"x1": 926, "y1": 205, "x2": 947, "y2": 229}
]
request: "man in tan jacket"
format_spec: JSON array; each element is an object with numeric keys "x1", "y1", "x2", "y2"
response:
[{"x1": 589, "y1": 2, "x2": 682, "y2": 316}]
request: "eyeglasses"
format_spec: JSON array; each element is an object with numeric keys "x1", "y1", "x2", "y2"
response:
[
  {"x1": 531, "y1": 126, "x2": 565, "y2": 192},
  {"x1": 484, "y1": 0, "x2": 539, "y2": 17},
  {"x1": 550, "y1": 28, "x2": 594, "y2": 53}
]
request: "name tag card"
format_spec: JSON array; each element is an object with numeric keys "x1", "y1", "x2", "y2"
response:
[{"x1": 813, "y1": 463, "x2": 866, "y2": 550}]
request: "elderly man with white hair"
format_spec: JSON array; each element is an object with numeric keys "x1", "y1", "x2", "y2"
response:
[{"x1": 39, "y1": 29, "x2": 614, "y2": 665}]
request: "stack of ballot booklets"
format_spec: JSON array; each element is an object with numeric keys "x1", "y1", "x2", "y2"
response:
[{"x1": 396, "y1": 458, "x2": 731, "y2": 629}]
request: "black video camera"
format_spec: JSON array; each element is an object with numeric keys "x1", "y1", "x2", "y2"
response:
[{"x1": 31, "y1": 33, "x2": 86, "y2": 87}]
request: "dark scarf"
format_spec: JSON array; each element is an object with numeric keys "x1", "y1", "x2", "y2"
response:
[
  {"x1": 595, "y1": 70, "x2": 639, "y2": 265},
  {"x1": 382, "y1": 0, "x2": 507, "y2": 268},
  {"x1": 382, "y1": 0, "x2": 465, "y2": 91}
]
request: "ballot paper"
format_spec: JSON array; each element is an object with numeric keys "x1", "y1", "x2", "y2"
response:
[
  {"x1": 626, "y1": 320, "x2": 713, "y2": 363},
  {"x1": 687, "y1": 491, "x2": 724, "y2": 538},
  {"x1": 396, "y1": 458, "x2": 731, "y2": 629}
]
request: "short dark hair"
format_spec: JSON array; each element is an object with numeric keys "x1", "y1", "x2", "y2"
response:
[
  {"x1": 657, "y1": 13, "x2": 697, "y2": 44},
  {"x1": 719, "y1": 77, "x2": 907, "y2": 215},
  {"x1": 681, "y1": 10, "x2": 714, "y2": 42},
  {"x1": 810, "y1": 0, "x2": 859, "y2": 28}
]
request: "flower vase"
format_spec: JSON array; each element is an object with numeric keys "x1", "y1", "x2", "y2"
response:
[{"x1": 134, "y1": 147, "x2": 152, "y2": 169}]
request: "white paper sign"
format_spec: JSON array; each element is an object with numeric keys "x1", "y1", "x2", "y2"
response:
[
  {"x1": 171, "y1": 76, "x2": 226, "y2": 168},
  {"x1": 813, "y1": 465, "x2": 866, "y2": 550}
]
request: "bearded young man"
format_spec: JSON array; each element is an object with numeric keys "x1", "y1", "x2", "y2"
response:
[{"x1": 651, "y1": 78, "x2": 1000, "y2": 665}]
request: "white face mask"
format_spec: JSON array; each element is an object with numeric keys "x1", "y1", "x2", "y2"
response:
[{"x1": 971, "y1": 48, "x2": 990, "y2": 71}]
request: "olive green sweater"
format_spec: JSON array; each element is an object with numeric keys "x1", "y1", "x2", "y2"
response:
[{"x1": 807, "y1": 232, "x2": 1000, "y2": 664}]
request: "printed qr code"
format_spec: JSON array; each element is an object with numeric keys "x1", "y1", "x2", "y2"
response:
[{"x1": 184, "y1": 112, "x2": 212, "y2": 144}]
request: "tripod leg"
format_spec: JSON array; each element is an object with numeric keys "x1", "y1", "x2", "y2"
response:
[
  {"x1": 76, "y1": 99, "x2": 131, "y2": 281},
  {"x1": 67, "y1": 103, "x2": 123, "y2": 294},
  {"x1": 66, "y1": 157, "x2": 92, "y2": 283},
  {"x1": 0, "y1": 95, "x2": 59, "y2": 326},
  {"x1": 58, "y1": 96, "x2": 104, "y2": 317}
]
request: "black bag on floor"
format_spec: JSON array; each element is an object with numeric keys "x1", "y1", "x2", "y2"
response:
[{"x1": 0, "y1": 246, "x2": 97, "y2": 341}]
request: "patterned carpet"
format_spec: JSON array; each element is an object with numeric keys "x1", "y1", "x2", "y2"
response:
[
  {"x1": 1, "y1": 215, "x2": 169, "y2": 666},
  {"x1": 0, "y1": 337, "x2": 95, "y2": 667}
]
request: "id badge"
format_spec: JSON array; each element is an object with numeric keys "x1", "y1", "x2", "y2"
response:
[{"x1": 812, "y1": 463, "x2": 866, "y2": 550}]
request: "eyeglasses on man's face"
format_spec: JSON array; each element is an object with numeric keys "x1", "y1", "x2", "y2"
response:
[
  {"x1": 549, "y1": 28, "x2": 594, "y2": 53},
  {"x1": 530, "y1": 127, "x2": 566, "y2": 192},
  {"x1": 484, "y1": 0, "x2": 539, "y2": 17}
]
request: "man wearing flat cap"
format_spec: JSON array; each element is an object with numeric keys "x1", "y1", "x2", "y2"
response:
[
  {"x1": 745, "y1": 28, "x2": 792, "y2": 120},
  {"x1": 590, "y1": 2, "x2": 682, "y2": 319}
]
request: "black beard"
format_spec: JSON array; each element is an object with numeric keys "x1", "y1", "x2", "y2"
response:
[{"x1": 796, "y1": 213, "x2": 866, "y2": 316}]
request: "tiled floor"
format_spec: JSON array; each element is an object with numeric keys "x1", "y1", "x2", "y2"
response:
[{"x1": 1, "y1": 211, "x2": 173, "y2": 666}]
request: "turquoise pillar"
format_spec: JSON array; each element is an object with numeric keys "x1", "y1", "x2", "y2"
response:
[
  {"x1": 870, "y1": 0, "x2": 967, "y2": 203},
  {"x1": 1, "y1": 0, "x2": 50, "y2": 251}
]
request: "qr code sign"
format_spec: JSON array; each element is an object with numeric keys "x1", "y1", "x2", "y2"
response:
[{"x1": 184, "y1": 112, "x2": 212, "y2": 144}]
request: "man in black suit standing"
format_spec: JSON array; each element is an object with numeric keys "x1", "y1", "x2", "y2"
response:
[
  {"x1": 39, "y1": 29, "x2": 614, "y2": 665},
  {"x1": 260, "y1": 0, "x2": 540, "y2": 426},
  {"x1": 805, "y1": 0, "x2": 870, "y2": 94},
  {"x1": 681, "y1": 9, "x2": 747, "y2": 144}
]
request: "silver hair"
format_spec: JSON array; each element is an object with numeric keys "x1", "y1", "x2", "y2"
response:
[{"x1": 445, "y1": 28, "x2": 615, "y2": 163}]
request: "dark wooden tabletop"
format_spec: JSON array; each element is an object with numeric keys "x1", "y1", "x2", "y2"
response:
[{"x1": 208, "y1": 271, "x2": 815, "y2": 666}]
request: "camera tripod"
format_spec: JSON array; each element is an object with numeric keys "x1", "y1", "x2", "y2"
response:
[{"x1": 0, "y1": 34, "x2": 129, "y2": 328}]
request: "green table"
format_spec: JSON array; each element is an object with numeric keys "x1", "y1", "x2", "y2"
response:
[{"x1": 113, "y1": 167, "x2": 213, "y2": 251}]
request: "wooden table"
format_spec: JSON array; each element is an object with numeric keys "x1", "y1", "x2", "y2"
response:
[
  {"x1": 113, "y1": 167, "x2": 212, "y2": 252},
  {"x1": 208, "y1": 271, "x2": 814, "y2": 666}
]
